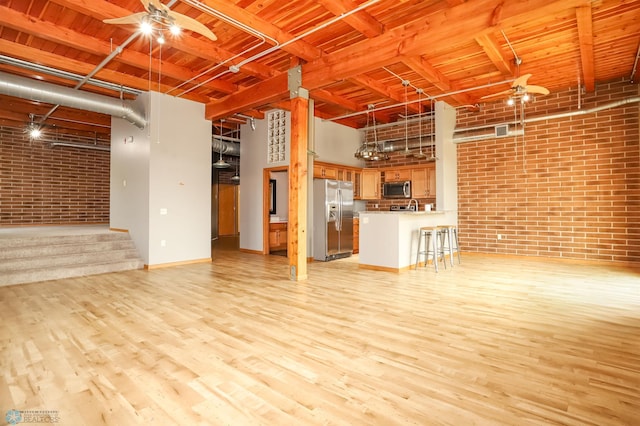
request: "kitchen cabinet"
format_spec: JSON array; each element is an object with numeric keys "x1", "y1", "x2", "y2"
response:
[
  {"x1": 353, "y1": 218, "x2": 359, "y2": 254},
  {"x1": 313, "y1": 164, "x2": 337, "y2": 179},
  {"x1": 411, "y1": 165, "x2": 436, "y2": 198},
  {"x1": 385, "y1": 169, "x2": 411, "y2": 182},
  {"x1": 361, "y1": 169, "x2": 381, "y2": 200},
  {"x1": 269, "y1": 222, "x2": 287, "y2": 252},
  {"x1": 337, "y1": 168, "x2": 353, "y2": 182},
  {"x1": 353, "y1": 170, "x2": 362, "y2": 199}
]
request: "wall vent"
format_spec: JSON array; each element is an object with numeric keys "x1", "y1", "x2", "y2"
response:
[{"x1": 495, "y1": 124, "x2": 509, "y2": 137}]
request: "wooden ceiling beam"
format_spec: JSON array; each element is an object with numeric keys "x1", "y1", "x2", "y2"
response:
[
  {"x1": 310, "y1": 89, "x2": 361, "y2": 113},
  {"x1": 0, "y1": 95, "x2": 111, "y2": 132},
  {"x1": 51, "y1": 0, "x2": 277, "y2": 79},
  {"x1": 0, "y1": 5, "x2": 238, "y2": 96},
  {"x1": 304, "y1": 0, "x2": 590, "y2": 86},
  {"x1": 207, "y1": 0, "x2": 588, "y2": 120},
  {"x1": 205, "y1": 72, "x2": 289, "y2": 120},
  {"x1": 317, "y1": 0, "x2": 383, "y2": 38},
  {"x1": 475, "y1": 32, "x2": 514, "y2": 76},
  {"x1": 0, "y1": 39, "x2": 211, "y2": 102},
  {"x1": 169, "y1": 0, "x2": 322, "y2": 62},
  {"x1": 349, "y1": 75, "x2": 419, "y2": 115},
  {"x1": 576, "y1": 4, "x2": 595, "y2": 92},
  {"x1": 402, "y1": 56, "x2": 475, "y2": 106}
]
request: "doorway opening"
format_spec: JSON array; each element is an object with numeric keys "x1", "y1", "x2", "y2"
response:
[{"x1": 263, "y1": 166, "x2": 288, "y2": 256}]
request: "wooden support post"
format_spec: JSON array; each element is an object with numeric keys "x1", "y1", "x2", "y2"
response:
[{"x1": 288, "y1": 96, "x2": 309, "y2": 281}]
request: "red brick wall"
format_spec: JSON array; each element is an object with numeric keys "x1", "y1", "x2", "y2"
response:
[
  {"x1": 456, "y1": 79, "x2": 639, "y2": 263},
  {"x1": 0, "y1": 126, "x2": 110, "y2": 225}
]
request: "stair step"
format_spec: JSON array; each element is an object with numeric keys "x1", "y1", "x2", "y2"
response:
[
  {"x1": 0, "y1": 259, "x2": 145, "y2": 287},
  {"x1": 0, "y1": 228, "x2": 144, "y2": 287}
]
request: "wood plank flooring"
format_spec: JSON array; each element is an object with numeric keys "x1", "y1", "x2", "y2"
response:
[{"x1": 1, "y1": 238, "x2": 639, "y2": 425}]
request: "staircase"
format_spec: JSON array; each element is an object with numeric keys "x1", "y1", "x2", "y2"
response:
[{"x1": 0, "y1": 227, "x2": 144, "y2": 287}]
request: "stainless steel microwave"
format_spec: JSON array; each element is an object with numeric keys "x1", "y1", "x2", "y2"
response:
[{"x1": 383, "y1": 181, "x2": 411, "y2": 198}]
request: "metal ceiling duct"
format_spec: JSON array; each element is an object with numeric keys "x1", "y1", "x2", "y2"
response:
[
  {"x1": 0, "y1": 71, "x2": 146, "y2": 129},
  {"x1": 211, "y1": 138, "x2": 240, "y2": 156}
]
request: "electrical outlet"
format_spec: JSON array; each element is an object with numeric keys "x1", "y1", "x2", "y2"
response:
[
  {"x1": 497, "y1": 234, "x2": 503, "y2": 240},
  {"x1": 160, "y1": 239, "x2": 166, "y2": 247}
]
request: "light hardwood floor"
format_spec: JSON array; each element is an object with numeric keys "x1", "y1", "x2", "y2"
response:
[{"x1": 1, "y1": 238, "x2": 639, "y2": 425}]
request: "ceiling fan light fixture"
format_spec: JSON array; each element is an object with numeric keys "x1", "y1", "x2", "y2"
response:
[
  {"x1": 169, "y1": 23, "x2": 181, "y2": 36},
  {"x1": 157, "y1": 34, "x2": 166, "y2": 44},
  {"x1": 506, "y1": 97, "x2": 515, "y2": 106},
  {"x1": 140, "y1": 20, "x2": 154, "y2": 35},
  {"x1": 522, "y1": 93, "x2": 530, "y2": 102}
]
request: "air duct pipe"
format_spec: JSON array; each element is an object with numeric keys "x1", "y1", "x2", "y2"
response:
[
  {"x1": 0, "y1": 71, "x2": 146, "y2": 129},
  {"x1": 211, "y1": 138, "x2": 240, "y2": 156}
]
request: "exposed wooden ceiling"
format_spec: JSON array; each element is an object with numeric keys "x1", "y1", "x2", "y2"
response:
[{"x1": 0, "y1": 0, "x2": 639, "y2": 136}]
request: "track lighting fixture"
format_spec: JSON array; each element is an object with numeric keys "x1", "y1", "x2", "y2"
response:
[{"x1": 27, "y1": 114, "x2": 42, "y2": 140}]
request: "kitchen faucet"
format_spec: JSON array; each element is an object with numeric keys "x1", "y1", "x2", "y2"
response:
[{"x1": 407, "y1": 199, "x2": 418, "y2": 211}]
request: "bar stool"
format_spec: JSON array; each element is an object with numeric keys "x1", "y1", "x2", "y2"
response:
[
  {"x1": 438, "y1": 225, "x2": 461, "y2": 266},
  {"x1": 415, "y1": 226, "x2": 447, "y2": 272}
]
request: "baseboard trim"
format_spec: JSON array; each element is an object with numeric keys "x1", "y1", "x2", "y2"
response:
[
  {"x1": 239, "y1": 248, "x2": 263, "y2": 255},
  {"x1": 109, "y1": 228, "x2": 129, "y2": 233},
  {"x1": 462, "y1": 251, "x2": 639, "y2": 268},
  {"x1": 358, "y1": 264, "x2": 411, "y2": 273},
  {"x1": 145, "y1": 258, "x2": 212, "y2": 270}
]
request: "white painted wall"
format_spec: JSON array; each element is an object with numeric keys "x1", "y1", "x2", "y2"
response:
[
  {"x1": 239, "y1": 110, "x2": 361, "y2": 253},
  {"x1": 435, "y1": 101, "x2": 458, "y2": 217},
  {"x1": 111, "y1": 94, "x2": 151, "y2": 262},
  {"x1": 110, "y1": 92, "x2": 211, "y2": 265}
]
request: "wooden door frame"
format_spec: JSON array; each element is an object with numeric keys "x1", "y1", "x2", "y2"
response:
[{"x1": 263, "y1": 166, "x2": 288, "y2": 254}]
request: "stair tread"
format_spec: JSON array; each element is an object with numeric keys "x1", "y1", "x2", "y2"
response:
[{"x1": 0, "y1": 229, "x2": 144, "y2": 286}]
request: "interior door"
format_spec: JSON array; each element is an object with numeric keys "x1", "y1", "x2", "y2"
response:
[{"x1": 219, "y1": 184, "x2": 238, "y2": 236}]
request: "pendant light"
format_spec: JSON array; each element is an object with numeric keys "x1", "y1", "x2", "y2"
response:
[
  {"x1": 428, "y1": 99, "x2": 437, "y2": 162},
  {"x1": 402, "y1": 80, "x2": 411, "y2": 156},
  {"x1": 230, "y1": 124, "x2": 240, "y2": 182},
  {"x1": 413, "y1": 89, "x2": 427, "y2": 159},
  {"x1": 213, "y1": 119, "x2": 230, "y2": 169}
]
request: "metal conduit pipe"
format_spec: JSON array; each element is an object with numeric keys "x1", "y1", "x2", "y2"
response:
[
  {"x1": 0, "y1": 71, "x2": 147, "y2": 129},
  {"x1": 371, "y1": 96, "x2": 640, "y2": 150},
  {"x1": 523, "y1": 96, "x2": 640, "y2": 124}
]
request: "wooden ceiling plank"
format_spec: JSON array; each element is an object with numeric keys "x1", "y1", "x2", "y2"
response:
[
  {"x1": 50, "y1": 0, "x2": 276, "y2": 80},
  {"x1": 205, "y1": 72, "x2": 289, "y2": 120},
  {"x1": 474, "y1": 32, "x2": 514, "y2": 76},
  {"x1": 317, "y1": 0, "x2": 383, "y2": 38},
  {"x1": 402, "y1": 56, "x2": 475, "y2": 107},
  {"x1": 304, "y1": 0, "x2": 590, "y2": 88},
  {"x1": 310, "y1": 89, "x2": 361, "y2": 112},
  {"x1": 575, "y1": 4, "x2": 595, "y2": 92},
  {"x1": 0, "y1": 39, "x2": 190, "y2": 99},
  {"x1": 0, "y1": 5, "x2": 238, "y2": 95},
  {"x1": 349, "y1": 75, "x2": 419, "y2": 114},
  {"x1": 208, "y1": 0, "x2": 589, "y2": 119}
]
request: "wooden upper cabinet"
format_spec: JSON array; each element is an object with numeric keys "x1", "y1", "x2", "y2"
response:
[
  {"x1": 384, "y1": 169, "x2": 411, "y2": 182},
  {"x1": 361, "y1": 169, "x2": 381, "y2": 200},
  {"x1": 411, "y1": 165, "x2": 436, "y2": 198},
  {"x1": 313, "y1": 163, "x2": 338, "y2": 179}
]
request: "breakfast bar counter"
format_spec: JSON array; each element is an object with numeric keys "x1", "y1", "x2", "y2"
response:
[{"x1": 358, "y1": 210, "x2": 457, "y2": 272}]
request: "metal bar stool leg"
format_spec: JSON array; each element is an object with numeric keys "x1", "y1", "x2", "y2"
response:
[{"x1": 414, "y1": 228, "x2": 423, "y2": 269}]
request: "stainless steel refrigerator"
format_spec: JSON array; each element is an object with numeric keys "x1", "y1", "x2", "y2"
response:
[{"x1": 313, "y1": 179, "x2": 354, "y2": 261}]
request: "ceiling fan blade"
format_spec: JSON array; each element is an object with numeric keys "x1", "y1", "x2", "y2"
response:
[
  {"x1": 169, "y1": 11, "x2": 217, "y2": 41},
  {"x1": 526, "y1": 85, "x2": 550, "y2": 96},
  {"x1": 512, "y1": 73, "x2": 532, "y2": 89},
  {"x1": 480, "y1": 88, "x2": 513, "y2": 100},
  {"x1": 103, "y1": 12, "x2": 148, "y2": 25}
]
